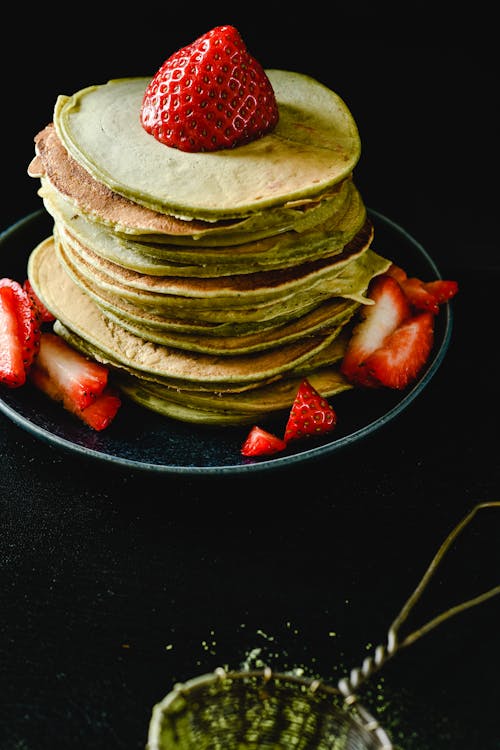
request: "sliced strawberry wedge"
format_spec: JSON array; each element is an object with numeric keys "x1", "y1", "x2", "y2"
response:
[
  {"x1": 364, "y1": 311, "x2": 435, "y2": 389},
  {"x1": 341, "y1": 274, "x2": 411, "y2": 386},
  {"x1": 386, "y1": 263, "x2": 408, "y2": 284},
  {"x1": 29, "y1": 360, "x2": 121, "y2": 431},
  {"x1": 76, "y1": 388, "x2": 122, "y2": 431},
  {"x1": 23, "y1": 278, "x2": 56, "y2": 323},
  {"x1": 29, "y1": 332, "x2": 121, "y2": 430},
  {"x1": 386, "y1": 264, "x2": 458, "y2": 314},
  {"x1": 398, "y1": 277, "x2": 442, "y2": 314},
  {"x1": 423, "y1": 279, "x2": 459, "y2": 306},
  {"x1": 0, "y1": 277, "x2": 41, "y2": 372},
  {"x1": 0, "y1": 285, "x2": 27, "y2": 387},
  {"x1": 284, "y1": 378, "x2": 337, "y2": 442},
  {"x1": 241, "y1": 425, "x2": 287, "y2": 457},
  {"x1": 30, "y1": 332, "x2": 109, "y2": 411}
]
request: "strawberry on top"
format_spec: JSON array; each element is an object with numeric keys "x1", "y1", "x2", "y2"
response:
[{"x1": 140, "y1": 25, "x2": 279, "y2": 153}]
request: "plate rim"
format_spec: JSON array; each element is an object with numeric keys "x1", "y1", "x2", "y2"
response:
[{"x1": 0, "y1": 208, "x2": 453, "y2": 475}]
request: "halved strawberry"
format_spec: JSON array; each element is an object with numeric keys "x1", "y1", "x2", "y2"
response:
[
  {"x1": 0, "y1": 285, "x2": 27, "y2": 387},
  {"x1": 241, "y1": 425, "x2": 287, "y2": 457},
  {"x1": 23, "y1": 278, "x2": 56, "y2": 323},
  {"x1": 364, "y1": 311, "x2": 434, "y2": 389},
  {"x1": 29, "y1": 332, "x2": 109, "y2": 411},
  {"x1": 0, "y1": 277, "x2": 41, "y2": 371},
  {"x1": 284, "y1": 378, "x2": 337, "y2": 442},
  {"x1": 141, "y1": 25, "x2": 279, "y2": 153},
  {"x1": 341, "y1": 274, "x2": 411, "y2": 386}
]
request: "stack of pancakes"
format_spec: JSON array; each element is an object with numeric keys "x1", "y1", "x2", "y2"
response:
[{"x1": 27, "y1": 70, "x2": 391, "y2": 425}]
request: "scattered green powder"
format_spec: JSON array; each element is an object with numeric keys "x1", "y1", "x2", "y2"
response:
[{"x1": 154, "y1": 620, "x2": 446, "y2": 748}]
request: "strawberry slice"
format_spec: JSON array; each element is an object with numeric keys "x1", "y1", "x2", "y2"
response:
[
  {"x1": 341, "y1": 274, "x2": 411, "y2": 386},
  {"x1": 284, "y1": 378, "x2": 337, "y2": 443},
  {"x1": 398, "y1": 276, "x2": 441, "y2": 313},
  {"x1": 23, "y1": 278, "x2": 56, "y2": 323},
  {"x1": 0, "y1": 277, "x2": 41, "y2": 371},
  {"x1": 364, "y1": 311, "x2": 434, "y2": 390},
  {"x1": 76, "y1": 388, "x2": 122, "y2": 431},
  {"x1": 386, "y1": 264, "x2": 458, "y2": 314},
  {"x1": 399, "y1": 277, "x2": 458, "y2": 314},
  {"x1": 423, "y1": 279, "x2": 459, "y2": 306},
  {"x1": 386, "y1": 263, "x2": 408, "y2": 284},
  {"x1": 29, "y1": 361, "x2": 121, "y2": 431},
  {"x1": 29, "y1": 332, "x2": 109, "y2": 411},
  {"x1": 241, "y1": 425, "x2": 287, "y2": 457},
  {"x1": 0, "y1": 285, "x2": 27, "y2": 387},
  {"x1": 141, "y1": 25, "x2": 279, "y2": 153}
]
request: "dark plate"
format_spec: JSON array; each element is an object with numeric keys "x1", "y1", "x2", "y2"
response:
[{"x1": 0, "y1": 209, "x2": 452, "y2": 475}]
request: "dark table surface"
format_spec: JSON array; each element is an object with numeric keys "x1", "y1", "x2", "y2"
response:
[{"x1": 1, "y1": 14, "x2": 499, "y2": 750}]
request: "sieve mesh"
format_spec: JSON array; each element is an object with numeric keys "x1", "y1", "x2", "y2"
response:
[{"x1": 147, "y1": 670, "x2": 391, "y2": 750}]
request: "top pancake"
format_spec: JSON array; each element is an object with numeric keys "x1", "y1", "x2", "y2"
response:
[
  {"x1": 53, "y1": 70, "x2": 361, "y2": 220},
  {"x1": 32, "y1": 122, "x2": 352, "y2": 246}
]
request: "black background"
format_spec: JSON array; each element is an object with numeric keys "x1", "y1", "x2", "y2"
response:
[{"x1": 1, "y1": 8, "x2": 499, "y2": 750}]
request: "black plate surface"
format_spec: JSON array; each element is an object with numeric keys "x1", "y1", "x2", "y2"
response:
[{"x1": 0, "y1": 209, "x2": 452, "y2": 475}]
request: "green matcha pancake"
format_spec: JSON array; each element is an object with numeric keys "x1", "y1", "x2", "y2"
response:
[
  {"x1": 53, "y1": 71, "x2": 361, "y2": 220},
  {"x1": 33, "y1": 122, "x2": 356, "y2": 245},
  {"x1": 28, "y1": 237, "x2": 350, "y2": 391},
  {"x1": 39, "y1": 176, "x2": 366, "y2": 276}
]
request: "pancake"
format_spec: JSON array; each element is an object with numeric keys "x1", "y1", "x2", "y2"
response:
[
  {"x1": 50, "y1": 241, "x2": 340, "y2": 327},
  {"x1": 114, "y1": 366, "x2": 352, "y2": 425},
  {"x1": 52, "y1": 220, "x2": 380, "y2": 307},
  {"x1": 38, "y1": 176, "x2": 365, "y2": 276},
  {"x1": 53, "y1": 71, "x2": 361, "y2": 220},
  {"x1": 28, "y1": 237, "x2": 349, "y2": 391},
  {"x1": 33, "y1": 122, "x2": 353, "y2": 245},
  {"x1": 79, "y1": 299, "x2": 358, "y2": 355},
  {"x1": 52, "y1": 317, "x2": 352, "y2": 424},
  {"x1": 52, "y1": 229, "x2": 389, "y2": 328}
]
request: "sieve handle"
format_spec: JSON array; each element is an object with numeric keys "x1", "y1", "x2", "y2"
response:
[{"x1": 338, "y1": 501, "x2": 500, "y2": 699}]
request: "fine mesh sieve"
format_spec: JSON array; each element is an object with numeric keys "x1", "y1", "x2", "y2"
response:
[{"x1": 146, "y1": 501, "x2": 500, "y2": 750}]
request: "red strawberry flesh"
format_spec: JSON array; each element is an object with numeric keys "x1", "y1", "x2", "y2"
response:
[
  {"x1": 364, "y1": 311, "x2": 434, "y2": 389},
  {"x1": 0, "y1": 286, "x2": 26, "y2": 387},
  {"x1": 424, "y1": 279, "x2": 458, "y2": 306},
  {"x1": 241, "y1": 425, "x2": 287, "y2": 457},
  {"x1": 341, "y1": 274, "x2": 410, "y2": 386},
  {"x1": 76, "y1": 387, "x2": 122, "y2": 431},
  {"x1": 29, "y1": 362, "x2": 121, "y2": 431},
  {"x1": 23, "y1": 278, "x2": 56, "y2": 323},
  {"x1": 30, "y1": 332, "x2": 109, "y2": 411},
  {"x1": 399, "y1": 277, "x2": 441, "y2": 314},
  {"x1": 0, "y1": 277, "x2": 41, "y2": 371}
]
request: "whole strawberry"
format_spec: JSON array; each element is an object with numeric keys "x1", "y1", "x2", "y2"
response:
[{"x1": 140, "y1": 25, "x2": 279, "y2": 153}]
